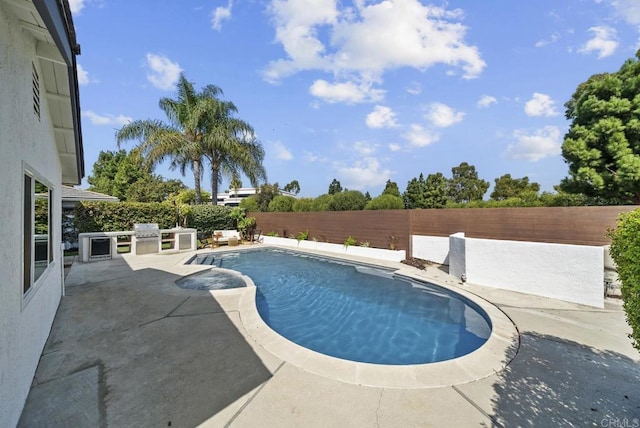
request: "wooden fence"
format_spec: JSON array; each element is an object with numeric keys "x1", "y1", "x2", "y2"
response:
[
  {"x1": 251, "y1": 206, "x2": 639, "y2": 258},
  {"x1": 250, "y1": 211, "x2": 411, "y2": 253}
]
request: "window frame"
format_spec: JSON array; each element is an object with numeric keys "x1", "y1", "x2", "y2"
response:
[{"x1": 22, "y1": 165, "x2": 55, "y2": 306}]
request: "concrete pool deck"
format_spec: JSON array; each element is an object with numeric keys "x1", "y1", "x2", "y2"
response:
[{"x1": 18, "y1": 246, "x2": 640, "y2": 427}]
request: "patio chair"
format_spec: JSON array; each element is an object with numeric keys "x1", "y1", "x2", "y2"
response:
[{"x1": 252, "y1": 229, "x2": 262, "y2": 244}]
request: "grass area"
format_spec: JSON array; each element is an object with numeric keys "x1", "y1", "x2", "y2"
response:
[{"x1": 63, "y1": 249, "x2": 78, "y2": 257}]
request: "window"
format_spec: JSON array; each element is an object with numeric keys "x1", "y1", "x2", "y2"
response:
[{"x1": 23, "y1": 171, "x2": 53, "y2": 295}]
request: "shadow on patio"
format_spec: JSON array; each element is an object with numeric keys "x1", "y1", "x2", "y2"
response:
[
  {"x1": 488, "y1": 332, "x2": 640, "y2": 427},
  {"x1": 19, "y1": 258, "x2": 273, "y2": 427}
]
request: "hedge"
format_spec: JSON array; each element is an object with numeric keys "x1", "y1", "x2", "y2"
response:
[
  {"x1": 609, "y1": 208, "x2": 640, "y2": 351},
  {"x1": 186, "y1": 204, "x2": 234, "y2": 237},
  {"x1": 75, "y1": 201, "x2": 176, "y2": 233}
]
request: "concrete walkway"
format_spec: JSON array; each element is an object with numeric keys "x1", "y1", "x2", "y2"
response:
[{"x1": 18, "y1": 248, "x2": 640, "y2": 427}]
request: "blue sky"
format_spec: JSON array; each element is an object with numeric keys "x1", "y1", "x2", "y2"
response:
[{"x1": 70, "y1": 0, "x2": 640, "y2": 198}]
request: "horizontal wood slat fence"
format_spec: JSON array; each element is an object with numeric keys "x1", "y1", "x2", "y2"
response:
[
  {"x1": 251, "y1": 206, "x2": 639, "y2": 258},
  {"x1": 250, "y1": 211, "x2": 411, "y2": 253}
]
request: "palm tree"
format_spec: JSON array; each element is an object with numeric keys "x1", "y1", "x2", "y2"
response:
[
  {"x1": 201, "y1": 97, "x2": 267, "y2": 204},
  {"x1": 116, "y1": 74, "x2": 221, "y2": 204},
  {"x1": 229, "y1": 173, "x2": 242, "y2": 198}
]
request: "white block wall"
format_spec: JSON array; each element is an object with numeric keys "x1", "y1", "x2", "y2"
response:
[
  {"x1": 0, "y1": 3, "x2": 65, "y2": 425},
  {"x1": 262, "y1": 236, "x2": 407, "y2": 262},
  {"x1": 411, "y1": 235, "x2": 450, "y2": 264},
  {"x1": 448, "y1": 232, "x2": 466, "y2": 280},
  {"x1": 448, "y1": 233, "x2": 605, "y2": 308}
]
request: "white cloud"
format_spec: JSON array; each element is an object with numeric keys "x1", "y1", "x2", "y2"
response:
[
  {"x1": 609, "y1": 0, "x2": 640, "y2": 26},
  {"x1": 506, "y1": 126, "x2": 562, "y2": 161},
  {"x1": 402, "y1": 124, "x2": 440, "y2": 147},
  {"x1": 77, "y1": 63, "x2": 89, "y2": 85},
  {"x1": 264, "y1": 0, "x2": 485, "y2": 101},
  {"x1": 212, "y1": 1, "x2": 233, "y2": 31},
  {"x1": 389, "y1": 143, "x2": 401, "y2": 152},
  {"x1": 426, "y1": 103, "x2": 465, "y2": 128},
  {"x1": 304, "y1": 151, "x2": 329, "y2": 163},
  {"x1": 366, "y1": 105, "x2": 398, "y2": 128},
  {"x1": 145, "y1": 53, "x2": 183, "y2": 91},
  {"x1": 273, "y1": 141, "x2": 293, "y2": 160},
  {"x1": 353, "y1": 141, "x2": 379, "y2": 156},
  {"x1": 68, "y1": 0, "x2": 85, "y2": 15},
  {"x1": 578, "y1": 26, "x2": 618, "y2": 59},
  {"x1": 309, "y1": 79, "x2": 384, "y2": 104},
  {"x1": 535, "y1": 32, "x2": 560, "y2": 48},
  {"x1": 82, "y1": 110, "x2": 132, "y2": 126},
  {"x1": 334, "y1": 157, "x2": 392, "y2": 190},
  {"x1": 477, "y1": 95, "x2": 497, "y2": 108},
  {"x1": 406, "y1": 82, "x2": 422, "y2": 95},
  {"x1": 524, "y1": 93, "x2": 559, "y2": 117}
]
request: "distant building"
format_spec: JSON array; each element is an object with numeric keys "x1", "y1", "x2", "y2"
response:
[{"x1": 216, "y1": 187, "x2": 297, "y2": 207}]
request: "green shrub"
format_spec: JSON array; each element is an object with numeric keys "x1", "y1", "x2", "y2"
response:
[
  {"x1": 343, "y1": 235, "x2": 357, "y2": 247},
  {"x1": 74, "y1": 201, "x2": 176, "y2": 233},
  {"x1": 186, "y1": 205, "x2": 234, "y2": 237},
  {"x1": 237, "y1": 216, "x2": 256, "y2": 240},
  {"x1": 329, "y1": 190, "x2": 367, "y2": 211},
  {"x1": 292, "y1": 197, "x2": 313, "y2": 212},
  {"x1": 609, "y1": 209, "x2": 640, "y2": 351},
  {"x1": 239, "y1": 196, "x2": 259, "y2": 212},
  {"x1": 268, "y1": 195, "x2": 296, "y2": 212},
  {"x1": 296, "y1": 230, "x2": 309, "y2": 242},
  {"x1": 311, "y1": 194, "x2": 334, "y2": 211},
  {"x1": 365, "y1": 194, "x2": 404, "y2": 210}
]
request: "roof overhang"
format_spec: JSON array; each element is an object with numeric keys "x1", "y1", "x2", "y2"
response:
[{"x1": 5, "y1": 0, "x2": 84, "y2": 184}]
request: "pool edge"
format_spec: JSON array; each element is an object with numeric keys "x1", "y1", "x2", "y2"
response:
[{"x1": 235, "y1": 248, "x2": 520, "y2": 389}]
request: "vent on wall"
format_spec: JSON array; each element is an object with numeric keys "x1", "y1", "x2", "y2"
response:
[{"x1": 32, "y1": 62, "x2": 40, "y2": 120}]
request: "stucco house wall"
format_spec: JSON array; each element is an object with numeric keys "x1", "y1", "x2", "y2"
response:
[{"x1": 0, "y1": 1, "x2": 83, "y2": 425}]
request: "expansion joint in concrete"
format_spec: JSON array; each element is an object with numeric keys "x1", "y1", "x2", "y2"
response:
[
  {"x1": 451, "y1": 385, "x2": 503, "y2": 428},
  {"x1": 224, "y1": 361, "x2": 286, "y2": 428}
]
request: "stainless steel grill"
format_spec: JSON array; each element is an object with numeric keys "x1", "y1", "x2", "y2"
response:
[{"x1": 134, "y1": 223, "x2": 159, "y2": 255}]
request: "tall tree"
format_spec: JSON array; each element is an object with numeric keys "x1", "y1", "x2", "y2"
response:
[
  {"x1": 200, "y1": 96, "x2": 266, "y2": 204},
  {"x1": 490, "y1": 174, "x2": 540, "y2": 200},
  {"x1": 560, "y1": 50, "x2": 640, "y2": 204},
  {"x1": 447, "y1": 162, "x2": 490, "y2": 203},
  {"x1": 382, "y1": 179, "x2": 402, "y2": 198},
  {"x1": 87, "y1": 149, "x2": 185, "y2": 202},
  {"x1": 87, "y1": 150, "x2": 136, "y2": 199},
  {"x1": 424, "y1": 172, "x2": 449, "y2": 208},
  {"x1": 403, "y1": 174, "x2": 426, "y2": 209},
  {"x1": 283, "y1": 180, "x2": 301, "y2": 195},
  {"x1": 255, "y1": 183, "x2": 280, "y2": 212},
  {"x1": 116, "y1": 74, "x2": 222, "y2": 204},
  {"x1": 126, "y1": 177, "x2": 186, "y2": 203},
  {"x1": 328, "y1": 178, "x2": 343, "y2": 195},
  {"x1": 229, "y1": 173, "x2": 242, "y2": 196}
]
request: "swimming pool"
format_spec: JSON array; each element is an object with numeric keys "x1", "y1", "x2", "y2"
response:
[{"x1": 196, "y1": 248, "x2": 491, "y2": 365}]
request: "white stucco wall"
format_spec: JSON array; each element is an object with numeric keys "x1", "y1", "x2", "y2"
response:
[
  {"x1": 450, "y1": 235, "x2": 605, "y2": 308},
  {"x1": 411, "y1": 235, "x2": 450, "y2": 264},
  {"x1": 262, "y1": 236, "x2": 407, "y2": 262},
  {"x1": 0, "y1": 3, "x2": 65, "y2": 425},
  {"x1": 448, "y1": 232, "x2": 466, "y2": 280}
]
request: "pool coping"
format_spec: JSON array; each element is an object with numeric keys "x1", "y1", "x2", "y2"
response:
[{"x1": 210, "y1": 245, "x2": 520, "y2": 388}]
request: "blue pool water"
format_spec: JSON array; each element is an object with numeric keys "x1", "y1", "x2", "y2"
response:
[{"x1": 194, "y1": 249, "x2": 491, "y2": 365}]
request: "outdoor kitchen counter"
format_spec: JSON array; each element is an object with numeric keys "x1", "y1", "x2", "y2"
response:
[{"x1": 78, "y1": 228, "x2": 197, "y2": 262}]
